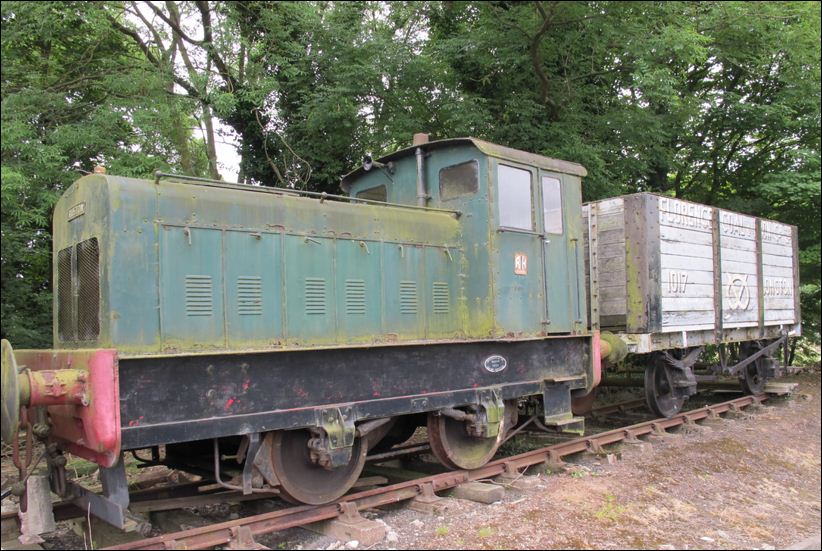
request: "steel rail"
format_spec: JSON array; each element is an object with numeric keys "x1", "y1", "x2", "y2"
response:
[
  {"x1": 102, "y1": 393, "x2": 767, "y2": 550},
  {"x1": 588, "y1": 398, "x2": 647, "y2": 417}
]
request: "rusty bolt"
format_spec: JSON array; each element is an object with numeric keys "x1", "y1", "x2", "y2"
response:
[
  {"x1": 49, "y1": 380, "x2": 66, "y2": 397},
  {"x1": 32, "y1": 423, "x2": 51, "y2": 440}
]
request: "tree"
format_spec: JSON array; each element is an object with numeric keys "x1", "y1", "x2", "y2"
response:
[{"x1": 1, "y1": 1, "x2": 207, "y2": 346}]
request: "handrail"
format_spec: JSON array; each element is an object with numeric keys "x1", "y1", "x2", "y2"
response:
[{"x1": 152, "y1": 172, "x2": 461, "y2": 218}]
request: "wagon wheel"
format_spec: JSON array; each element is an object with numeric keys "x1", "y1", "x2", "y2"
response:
[
  {"x1": 270, "y1": 429, "x2": 367, "y2": 505},
  {"x1": 427, "y1": 400, "x2": 516, "y2": 471},
  {"x1": 738, "y1": 341, "x2": 768, "y2": 395},
  {"x1": 644, "y1": 354, "x2": 685, "y2": 418}
]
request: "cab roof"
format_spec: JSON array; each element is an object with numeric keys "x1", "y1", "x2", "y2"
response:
[{"x1": 340, "y1": 137, "x2": 588, "y2": 192}]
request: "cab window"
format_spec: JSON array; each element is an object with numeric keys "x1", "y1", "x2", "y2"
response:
[
  {"x1": 439, "y1": 160, "x2": 478, "y2": 201},
  {"x1": 356, "y1": 185, "x2": 387, "y2": 202},
  {"x1": 497, "y1": 165, "x2": 533, "y2": 230},
  {"x1": 542, "y1": 176, "x2": 563, "y2": 234}
]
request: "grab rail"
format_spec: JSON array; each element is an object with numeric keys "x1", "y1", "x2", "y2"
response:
[{"x1": 152, "y1": 172, "x2": 461, "y2": 218}]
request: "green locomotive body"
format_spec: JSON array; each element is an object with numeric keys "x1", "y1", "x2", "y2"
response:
[{"x1": 52, "y1": 137, "x2": 588, "y2": 356}]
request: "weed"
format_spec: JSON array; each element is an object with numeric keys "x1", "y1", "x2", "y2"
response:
[
  {"x1": 477, "y1": 527, "x2": 494, "y2": 538},
  {"x1": 594, "y1": 493, "x2": 626, "y2": 522},
  {"x1": 435, "y1": 526, "x2": 449, "y2": 537}
]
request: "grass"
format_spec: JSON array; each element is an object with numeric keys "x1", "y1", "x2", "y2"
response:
[
  {"x1": 477, "y1": 526, "x2": 494, "y2": 538},
  {"x1": 435, "y1": 526, "x2": 449, "y2": 537},
  {"x1": 594, "y1": 493, "x2": 626, "y2": 522}
]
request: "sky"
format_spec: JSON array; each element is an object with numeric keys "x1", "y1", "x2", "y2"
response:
[{"x1": 195, "y1": 122, "x2": 241, "y2": 182}]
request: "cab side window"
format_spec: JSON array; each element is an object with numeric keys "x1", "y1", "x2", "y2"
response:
[
  {"x1": 497, "y1": 165, "x2": 533, "y2": 230},
  {"x1": 542, "y1": 176, "x2": 563, "y2": 234},
  {"x1": 439, "y1": 160, "x2": 479, "y2": 201},
  {"x1": 356, "y1": 185, "x2": 387, "y2": 202}
]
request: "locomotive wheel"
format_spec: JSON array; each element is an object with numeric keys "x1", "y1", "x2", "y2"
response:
[
  {"x1": 644, "y1": 358, "x2": 685, "y2": 418},
  {"x1": 1, "y1": 339, "x2": 21, "y2": 444},
  {"x1": 427, "y1": 401, "x2": 514, "y2": 470},
  {"x1": 739, "y1": 342, "x2": 767, "y2": 395},
  {"x1": 270, "y1": 429, "x2": 366, "y2": 505}
]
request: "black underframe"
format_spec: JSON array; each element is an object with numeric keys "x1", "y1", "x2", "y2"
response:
[{"x1": 119, "y1": 338, "x2": 591, "y2": 450}]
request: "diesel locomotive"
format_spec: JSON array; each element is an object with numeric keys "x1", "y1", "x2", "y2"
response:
[{"x1": 1, "y1": 135, "x2": 800, "y2": 529}]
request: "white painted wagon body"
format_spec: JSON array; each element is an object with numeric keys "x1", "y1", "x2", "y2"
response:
[{"x1": 583, "y1": 193, "x2": 801, "y2": 354}]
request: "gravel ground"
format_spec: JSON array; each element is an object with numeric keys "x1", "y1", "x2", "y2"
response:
[
  {"x1": 3, "y1": 369, "x2": 819, "y2": 550},
  {"x1": 258, "y1": 369, "x2": 821, "y2": 550}
]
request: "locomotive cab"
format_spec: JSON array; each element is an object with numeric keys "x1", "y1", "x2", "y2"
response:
[{"x1": 342, "y1": 136, "x2": 589, "y2": 338}]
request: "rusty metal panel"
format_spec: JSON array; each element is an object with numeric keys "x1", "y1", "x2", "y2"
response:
[
  {"x1": 224, "y1": 230, "x2": 283, "y2": 347},
  {"x1": 333, "y1": 239, "x2": 382, "y2": 343},
  {"x1": 424, "y1": 246, "x2": 461, "y2": 338},
  {"x1": 382, "y1": 243, "x2": 425, "y2": 339},
  {"x1": 284, "y1": 235, "x2": 336, "y2": 344},
  {"x1": 159, "y1": 226, "x2": 226, "y2": 351}
]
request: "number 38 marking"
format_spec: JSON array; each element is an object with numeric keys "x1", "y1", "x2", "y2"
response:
[{"x1": 668, "y1": 271, "x2": 688, "y2": 293}]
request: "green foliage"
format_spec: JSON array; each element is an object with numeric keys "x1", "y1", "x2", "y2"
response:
[
  {"x1": 2, "y1": 1, "x2": 820, "y2": 344},
  {"x1": 1, "y1": 1, "x2": 208, "y2": 346}
]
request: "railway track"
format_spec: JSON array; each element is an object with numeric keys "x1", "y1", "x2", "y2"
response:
[{"x1": 88, "y1": 393, "x2": 769, "y2": 550}]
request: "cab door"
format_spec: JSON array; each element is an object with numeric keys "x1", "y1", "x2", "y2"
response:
[{"x1": 539, "y1": 172, "x2": 579, "y2": 333}]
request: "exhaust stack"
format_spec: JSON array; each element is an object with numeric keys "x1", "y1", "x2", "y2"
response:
[{"x1": 414, "y1": 133, "x2": 429, "y2": 207}]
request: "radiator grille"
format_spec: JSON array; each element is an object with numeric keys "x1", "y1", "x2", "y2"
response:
[
  {"x1": 237, "y1": 276, "x2": 263, "y2": 315},
  {"x1": 185, "y1": 275, "x2": 214, "y2": 316},
  {"x1": 345, "y1": 279, "x2": 366, "y2": 315},
  {"x1": 399, "y1": 281, "x2": 418, "y2": 314},
  {"x1": 57, "y1": 246, "x2": 74, "y2": 341},
  {"x1": 432, "y1": 282, "x2": 450, "y2": 314},
  {"x1": 76, "y1": 238, "x2": 100, "y2": 340},
  {"x1": 305, "y1": 278, "x2": 327, "y2": 315}
]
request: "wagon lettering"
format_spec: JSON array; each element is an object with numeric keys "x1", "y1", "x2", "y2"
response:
[
  {"x1": 763, "y1": 277, "x2": 792, "y2": 297},
  {"x1": 720, "y1": 211, "x2": 754, "y2": 238},
  {"x1": 667, "y1": 271, "x2": 689, "y2": 294},
  {"x1": 660, "y1": 198, "x2": 711, "y2": 230},
  {"x1": 726, "y1": 273, "x2": 752, "y2": 310}
]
